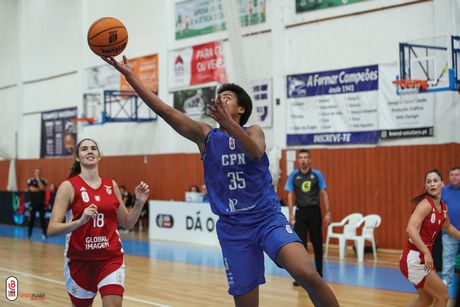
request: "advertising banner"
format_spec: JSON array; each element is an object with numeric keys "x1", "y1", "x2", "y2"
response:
[
  {"x1": 296, "y1": 0, "x2": 368, "y2": 13},
  {"x1": 149, "y1": 200, "x2": 219, "y2": 246},
  {"x1": 86, "y1": 64, "x2": 120, "y2": 90},
  {"x1": 0, "y1": 192, "x2": 52, "y2": 227},
  {"x1": 175, "y1": 0, "x2": 226, "y2": 40},
  {"x1": 286, "y1": 65, "x2": 379, "y2": 145},
  {"x1": 173, "y1": 85, "x2": 217, "y2": 123},
  {"x1": 240, "y1": 0, "x2": 267, "y2": 27},
  {"x1": 120, "y1": 54, "x2": 159, "y2": 93},
  {"x1": 250, "y1": 79, "x2": 272, "y2": 128},
  {"x1": 175, "y1": 0, "x2": 267, "y2": 40},
  {"x1": 40, "y1": 107, "x2": 77, "y2": 157},
  {"x1": 149, "y1": 200, "x2": 289, "y2": 247},
  {"x1": 378, "y1": 63, "x2": 434, "y2": 139},
  {"x1": 87, "y1": 54, "x2": 158, "y2": 93},
  {"x1": 170, "y1": 41, "x2": 226, "y2": 88}
]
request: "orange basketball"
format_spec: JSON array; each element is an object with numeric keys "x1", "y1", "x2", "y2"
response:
[{"x1": 87, "y1": 17, "x2": 128, "y2": 57}]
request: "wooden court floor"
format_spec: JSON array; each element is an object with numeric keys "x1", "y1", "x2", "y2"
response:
[{"x1": 0, "y1": 233, "x2": 456, "y2": 306}]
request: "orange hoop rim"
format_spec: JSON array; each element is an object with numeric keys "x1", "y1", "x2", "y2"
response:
[
  {"x1": 71, "y1": 117, "x2": 96, "y2": 124},
  {"x1": 392, "y1": 79, "x2": 429, "y2": 91}
]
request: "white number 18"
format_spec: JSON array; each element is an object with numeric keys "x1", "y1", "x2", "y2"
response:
[{"x1": 93, "y1": 213, "x2": 104, "y2": 228}]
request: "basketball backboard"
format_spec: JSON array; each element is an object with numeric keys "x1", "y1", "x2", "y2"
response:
[
  {"x1": 452, "y1": 35, "x2": 460, "y2": 91},
  {"x1": 103, "y1": 90, "x2": 157, "y2": 123},
  {"x1": 398, "y1": 35, "x2": 458, "y2": 93},
  {"x1": 82, "y1": 91, "x2": 105, "y2": 125},
  {"x1": 83, "y1": 90, "x2": 157, "y2": 125}
]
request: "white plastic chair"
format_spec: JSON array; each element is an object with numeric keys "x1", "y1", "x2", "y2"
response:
[
  {"x1": 325, "y1": 213, "x2": 363, "y2": 259},
  {"x1": 346, "y1": 214, "x2": 382, "y2": 262}
]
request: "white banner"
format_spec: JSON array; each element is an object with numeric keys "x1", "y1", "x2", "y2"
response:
[
  {"x1": 149, "y1": 200, "x2": 219, "y2": 246},
  {"x1": 286, "y1": 65, "x2": 380, "y2": 145},
  {"x1": 287, "y1": 91, "x2": 379, "y2": 133},
  {"x1": 149, "y1": 200, "x2": 289, "y2": 247},
  {"x1": 86, "y1": 64, "x2": 120, "y2": 91},
  {"x1": 169, "y1": 47, "x2": 194, "y2": 89},
  {"x1": 379, "y1": 63, "x2": 434, "y2": 139}
]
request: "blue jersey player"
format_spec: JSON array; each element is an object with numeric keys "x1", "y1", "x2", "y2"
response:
[{"x1": 103, "y1": 55, "x2": 339, "y2": 307}]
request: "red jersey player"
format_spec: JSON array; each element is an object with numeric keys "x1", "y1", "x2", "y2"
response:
[
  {"x1": 400, "y1": 169, "x2": 460, "y2": 307},
  {"x1": 47, "y1": 138, "x2": 150, "y2": 307}
]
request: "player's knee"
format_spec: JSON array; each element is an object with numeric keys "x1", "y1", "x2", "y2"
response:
[
  {"x1": 101, "y1": 295, "x2": 123, "y2": 307},
  {"x1": 419, "y1": 295, "x2": 434, "y2": 306},
  {"x1": 434, "y1": 289, "x2": 448, "y2": 303}
]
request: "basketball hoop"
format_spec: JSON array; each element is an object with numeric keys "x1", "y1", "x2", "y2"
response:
[
  {"x1": 392, "y1": 79, "x2": 429, "y2": 104},
  {"x1": 392, "y1": 79, "x2": 429, "y2": 91},
  {"x1": 71, "y1": 117, "x2": 96, "y2": 125}
]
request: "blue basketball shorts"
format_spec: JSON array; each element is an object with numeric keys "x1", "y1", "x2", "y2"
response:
[{"x1": 216, "y1": 211, "x2": 302, "y2": 296}]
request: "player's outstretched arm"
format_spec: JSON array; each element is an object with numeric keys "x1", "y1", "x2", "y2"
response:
[
  {"x1": 47, "y1": 181, "x2": 98, "y2": 237},
  {"x1": 115, "y1": 180, "x2": 150, "y2": 229},
  {"x1": 102, "y1": 56, "x2": 210, "y2": 148}
]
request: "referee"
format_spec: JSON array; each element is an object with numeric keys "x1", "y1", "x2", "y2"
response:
[{"x1": 284, "y1": 149, "x2": 331, "y2": 284}]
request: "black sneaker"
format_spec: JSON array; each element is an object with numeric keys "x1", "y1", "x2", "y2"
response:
[{"x1": 292, "y1": 281, "x2": 299, "y2": 286}]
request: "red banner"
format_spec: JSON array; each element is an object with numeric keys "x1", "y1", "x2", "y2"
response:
[{"x1": 190, "y1": 41, "x2": 226, "y2": 85}]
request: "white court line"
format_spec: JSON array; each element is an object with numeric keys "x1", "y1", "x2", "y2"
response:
[{"x1": 0, "y1": 267, "x2": 169, "y2": 307}]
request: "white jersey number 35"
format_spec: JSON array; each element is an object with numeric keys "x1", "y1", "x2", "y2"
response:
[{"x1": 227, "y1": 171, "x2": 246, "y2": 190}]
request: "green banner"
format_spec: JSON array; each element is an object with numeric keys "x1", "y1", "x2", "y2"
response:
[
  {"x1": 296, "y1": 0, "x2": 368, "y2": 13},
  {"x1": 175, "y1": 0, "x2": 226, "y2": 40},
  {"x1": 239, "y1": 0, "x2": 267, "y2": 27},
  {"x1": 175, "y1": 0, "x2": 268, "y2": 40}
]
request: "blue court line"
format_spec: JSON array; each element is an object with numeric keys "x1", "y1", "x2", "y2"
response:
[{"x1": 1, "y1": 224, "x2": 457, "y2": 297}]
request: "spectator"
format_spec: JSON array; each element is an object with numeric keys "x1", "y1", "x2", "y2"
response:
[
  {"x1": 201, "y1": 184, "x2": 209, "y2": 202},
  {"x1": 442, "y1": 166, "x2": 460, "y2": 286},
  {"x1": 27, "y1": 168, "x2": 48, "y2": 239},
  {"x1": 120, "y1": 185, "x2": 134, "y2": 209},
  {"x1": 185, "y1": 185, "x2": 203, "y2": 202},
  {"x1": 137, "y1": 197, "x2": 149, "y2": 231},
  {"x1": 45, "y1": 183, "x2": 57, "y2": 211},
  {"x1": 119, "y1": 185, "x2": 135, "y2": 232}
]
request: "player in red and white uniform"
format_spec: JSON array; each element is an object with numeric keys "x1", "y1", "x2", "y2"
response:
[
  {"x1": 48, "y1": 138, "x2": 149, "y2": 307},
  {"x1": 400, "y1": 169, "x2": 460, "y2": 307}
]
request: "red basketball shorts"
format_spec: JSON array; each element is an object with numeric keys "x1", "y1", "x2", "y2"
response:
[
  {"x1": 400, "y1": 249, "x2": 429, "y2": 289},
  {"x1": 64, "y1": 256, "x2": 125, "y2": 306}
]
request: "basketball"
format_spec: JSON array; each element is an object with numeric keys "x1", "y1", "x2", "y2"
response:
[{"x1": 87, "y1": 17, "x2": 128, "y2": 57}]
